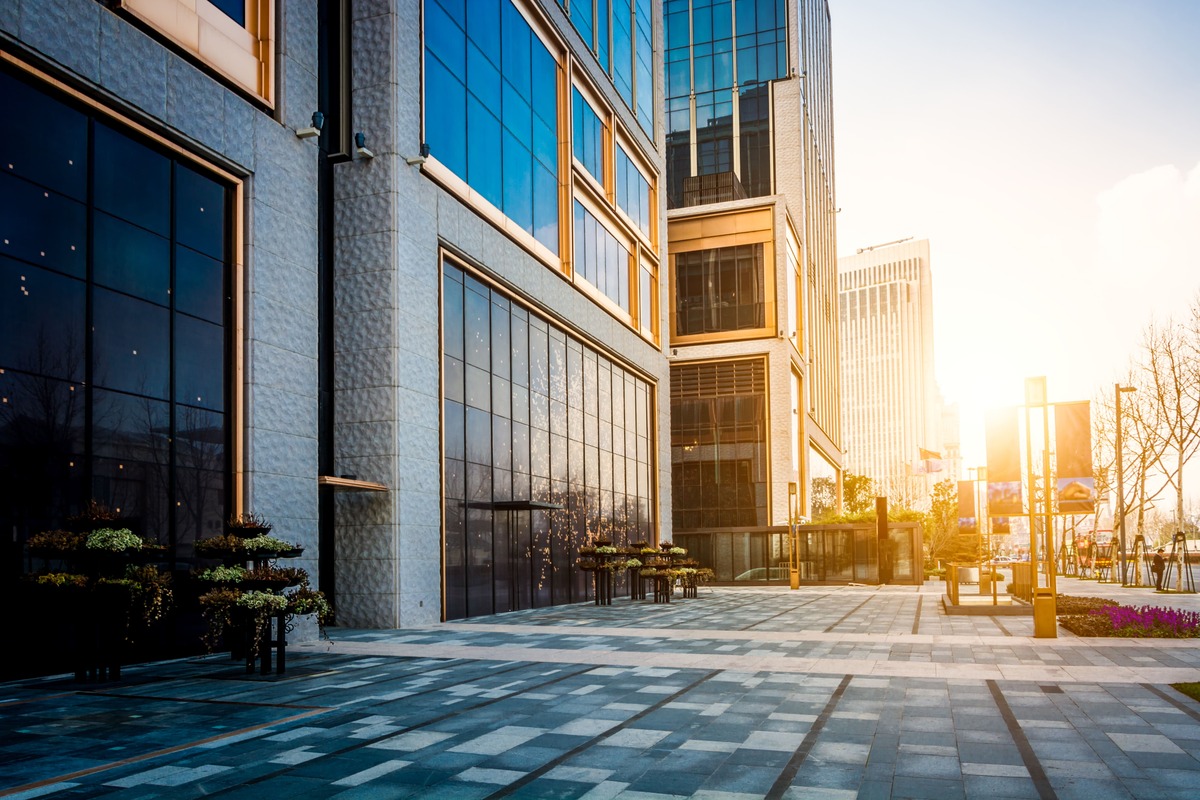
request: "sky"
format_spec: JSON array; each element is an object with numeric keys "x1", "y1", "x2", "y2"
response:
[{"x1": 830, "y1": 0, "x2": 1200, "y2": 502}]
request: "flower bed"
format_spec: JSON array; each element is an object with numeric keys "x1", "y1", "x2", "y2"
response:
[{"x1": 1058, "y1": 601, "x2": 1200, "y2": 638}]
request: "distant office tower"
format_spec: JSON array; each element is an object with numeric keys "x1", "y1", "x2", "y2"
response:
[
  {"x1": 665, "y1": 0, "x2": 844, "y2": 554},
  {"x1": 838, "y1": 239, "x2": 945, "y2": 507}
]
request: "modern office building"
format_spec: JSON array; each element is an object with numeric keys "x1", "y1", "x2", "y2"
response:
[
  {"x1": 1, "y1": 0, "x2": 669, "y2": 653},
  {"x1": 663, "y1": 0, "x2": 844, "y2": 569},
  {"x1": 838, "y1": 238, "x2": 946, "y2": 507}
]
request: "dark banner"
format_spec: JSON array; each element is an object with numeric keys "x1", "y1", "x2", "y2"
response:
[
  {"x1": 1055, "y1": 401, "x2": 1095, "y2": 514},
  {"x1": 986, "y1": 407, "x2": 1023, "y2": 515},
  {"x1": 957, "y1": 480, "x2": 977, "y2": 536}
]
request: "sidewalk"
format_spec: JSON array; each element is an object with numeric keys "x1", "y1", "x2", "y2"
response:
[{"x1": 2, "y1": 582, "x2": 1199, "y2": 799}]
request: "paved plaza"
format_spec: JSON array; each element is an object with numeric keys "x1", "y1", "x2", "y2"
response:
[{"x1": 3, "y1": 579, "x2": 1200, "y2": 799}]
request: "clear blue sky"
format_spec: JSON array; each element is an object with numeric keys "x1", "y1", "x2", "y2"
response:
[{"x1": 831, "y1": 0, "x2": 1200, "y2": 491}]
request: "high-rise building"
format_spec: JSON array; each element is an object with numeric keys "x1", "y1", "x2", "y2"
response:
[
  {"x1": 1, "y1": 0, "x2": 670, "y2": 670},
  {"x1": 663, "y1": 0, "x2": 843, "y2": 553},
  {"x1": 838, "y1": 238, "x2": 946, "y2": 506}
]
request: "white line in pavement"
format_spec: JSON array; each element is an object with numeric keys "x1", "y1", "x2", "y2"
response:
[{"x1": 291, "y1": 639, "x2": 1200, "y2": 685}]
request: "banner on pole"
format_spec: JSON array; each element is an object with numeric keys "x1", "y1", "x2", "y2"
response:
[
  {"x1": 1055, "y1": 401, "x2": 1095, "y2": 514},
  {"x1": 957, "y1": 480, "x2": 977, "y2": 536},
  {"x1": 986, "y1": 407, "x2": 1023, "y2": 515}
]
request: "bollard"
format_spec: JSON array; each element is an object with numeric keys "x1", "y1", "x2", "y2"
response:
[{"x1": 1032, "y1": 588, "x2": 1058, "y2": 638}]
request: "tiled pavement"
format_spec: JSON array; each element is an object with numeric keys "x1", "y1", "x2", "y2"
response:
[{"x1": 2, "y1": 579, "x2": 1200, "y2": 799}]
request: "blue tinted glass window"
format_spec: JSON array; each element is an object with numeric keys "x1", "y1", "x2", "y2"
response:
[
  {"x1": 425, "y1": 53, "x2": 467, "y2": 177},
  {"x1": 425, "y1": 0, "x2": 558, "y2": 252},
  {"x1": 94, "y1": 211, "x2": 169, "y2": 305},
  {"x1": 501, "y1": 2, "x2": 531, "y2": 98},
  {"x1": 467, "y1": 42, "x2": 501, "y2": 115},
  {"x1": 616, "y1": 147, "x2": 651, "y2": 239},
  {"x1": 467, "y1": 96, "x2": 503, "y2": 211},
  {"x1": 426, "y1": 0, "x2": 466, "y2": 74},
  {"x1": 530, "y1": 46, "x2": 557, "y2": 127},
  {"x1": 176, "y1": 245, "x2": 225, "y2": 324},
  {"x1": 0, "y1": 172, "x2": 86, "y2": 278},
  {"x1": 502, "y1": 78, "x2": 532, "y2": 138},
  {"x1": 597, "y1": 0, "x2": 610, "y2": 72},
  {"x1": 533, "y1": 163, "x2": 558, "y2": 252},
  {"x1": 573, "y1": 202, "x2": 629, "y2": 311},
  {"x1": 94, "y1": 124, "x2": 169, "y2": 235},
  {"x1": 502, "y1": 132, "x2": 533, "y2": 233},
  {"x1": 175, "y1": 314, "x2": 224, "y2": 410},
  {"x1": 466, "y1": 0, "x2": 500, "y2": 62},
  {"x1": 613, "y1": 0, "x2": 634, "y2": 107},
  {"x1": 0, "y1": 255, "x2": 85, "y2": 380},
  {"x1": 93, "y1": 287, "x2": 170, "y2": 400},
  {"x1": 175, "y1": 164, "x2": 226, "y2": 259},
  {"x1": 209, "y1": 0, "x2": 246, "y2": 26},
  {"x1": 572, "y1": 0, "x2": 594, "y2": 54},
  {"x1": 572, "y1": 89, "x2": 604, "y2": 183},
  {"x1": 0, "y1": 71, "x2": 87, "y2": 200}
]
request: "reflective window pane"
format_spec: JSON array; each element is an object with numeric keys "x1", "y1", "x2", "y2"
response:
[
  {"x1": 94, "y1": 123, "x2": 169, "y2": 235},
  {"x1": 176, "y1": 245, "x2": 225, "y2": 323},
  {"x1": 1, "y1": 256, "x2": 85, "y2": 380},
  {"x1": 93, "y1": 288, "x2": 170, "y2": 400},
  {"x1": 175, "y1": 314, "x2": 224, "y2": 410},
  {"x1": 94, "y1": 211, "x2": 169, "y2": 305},
  {"x1": 0, "y1": 71, "x2": 88, "y2": 200},
  {"x1": 0, "y1": 172, "x2": 86, "y2": 278},
  {"x1": 175, "y1": 164, "x2": 226, "y2": 259}
]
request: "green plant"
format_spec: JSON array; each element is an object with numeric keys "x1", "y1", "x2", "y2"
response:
[
  {"x1": 287, "y1": 587, "x2": 333, "y2": 625},
  {"x1": 1055, "y1": 595, "x2": 1120, "y2": 615},
  {"x1": 1173, "y1": 683, "x2": 1200, "y2": 703},
  {"x1": 199, "y1": 587, "x2": 242, "y2": 652},
  {"x1": 86, "y1": 528, "x2": 144, "y2": 552},
  {"x1": 241, "y1": 534, "x2": 300, "y2": 554},
  {"x1": 198, "y1": 565, "x2": 247, "y2": 583},
  {"x1": 194, "y1": 534, "x2": 245, "y2": 556}
]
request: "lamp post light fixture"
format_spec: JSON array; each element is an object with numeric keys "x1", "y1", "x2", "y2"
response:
[{"x1": 1115, "y1": 383, "x2": 1137, "y2": 585}]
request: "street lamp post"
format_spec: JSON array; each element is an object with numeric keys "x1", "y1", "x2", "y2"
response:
[{"x1": 1115, "y1": 384, "x2": 1137, "y2": 585}]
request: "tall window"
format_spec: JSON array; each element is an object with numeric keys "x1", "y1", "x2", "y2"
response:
[
  {"x1": 572, "y1": 88, "x2": 605, "y2": 185},
  {"x1": 664, "y1": 0, "x2": 787, "y2": 207},
  {"x1": 573, "y1": 202, "x2": 630, "y2": 311},
  {"x1": 443, "y1": 261, "x2": 655, "y2": 620},
  {"x1": 671, "y1": 359, "x2": 767, "y2": 530},
  {"x1": 424, "y1": 0, "x2": 559, "y2": 252},
  {"x1": 0, "y1": 67, "x2": 232, "y2": 557},
  {"x1": 564, "y1": 0, "x2": 656, "y2": 138},
  {"x1": 616, "y1": 145, "x2": 652, "y2": 240},
  {"x1": 674, "y1": 244, "x2": 765, "y2": 335}
]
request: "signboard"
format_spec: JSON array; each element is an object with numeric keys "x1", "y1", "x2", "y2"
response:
[
  {"x1": 1054, "y1": 401, "x2": 1094, "y2": 514},
  {"x1": 986, "y1": 407, "x2": 1023, "y2": 515}
]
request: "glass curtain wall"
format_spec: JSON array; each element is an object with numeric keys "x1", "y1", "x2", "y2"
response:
[
  {"x1": 673, "y1": 243, "x2": 764, "y2": 335},
  {"x1": 443, "y1": 261, "x2": 655, "y2": 620},
  {"x1": 561, "y1": 0, "x2": 656, "y2": 137},
  {"x1": 670, "y1": 358, "x2": 767, "y2": 530},
  {"x1": 664, "y1": 0, "x2": 788, "y2": 207},
  {"x1": 0, "y1": 66, "x2": 231, "y2": 561},
  {"x1": 424, "y1": 0, "x2": 559, "y2": 252}
]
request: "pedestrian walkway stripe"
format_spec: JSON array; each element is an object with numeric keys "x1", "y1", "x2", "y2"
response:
[
  {"x1": 483, "y1": 670, "x2": 719, "y2": 799},
  {"x1": 990, "y1": 616, "x2": 1013, "y2": 636},
  {"x1": 740, "y1": 596, "x2": 823, "y2": 631},
  {"x1": 987, "y1": 680, "x2": 1057, "y2": 800},
  {"x1": 764, "y1": 673, "x2": 852, "y2": 800},
  {"x1": 1141, "y1": 682, "x2": 1200, "y2": 722},
  {"x1": 823, "y1": 594, "x2": 876, "y2": 632}
]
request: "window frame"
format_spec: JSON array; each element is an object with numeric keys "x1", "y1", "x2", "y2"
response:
[
  {"x1": 0, "y1": 51, "x2": 248, "y2": 516},
  {"x1": 120, "y1": 0, "x2": 276, "y2": 108}
]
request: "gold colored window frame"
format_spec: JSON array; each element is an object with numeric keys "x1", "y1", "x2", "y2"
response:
[
  {"x1": 119, "y1": 0, "x2": 276, "y2": 108},
  {"x1": 666, "y1": 207, "x2": 778, "y2": 346},
  {"x1": 1, "y1": 52, "x2": 249, "y2": 514}
]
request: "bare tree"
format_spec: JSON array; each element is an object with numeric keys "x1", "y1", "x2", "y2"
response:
[{"x1": 1139, "y1": 316, "x2": 1200, "y2": 528}]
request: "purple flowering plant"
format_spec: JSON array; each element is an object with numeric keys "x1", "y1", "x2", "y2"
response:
[{"x1": 1088, "y1": 604, "x2": 1200, "y2": 638}]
